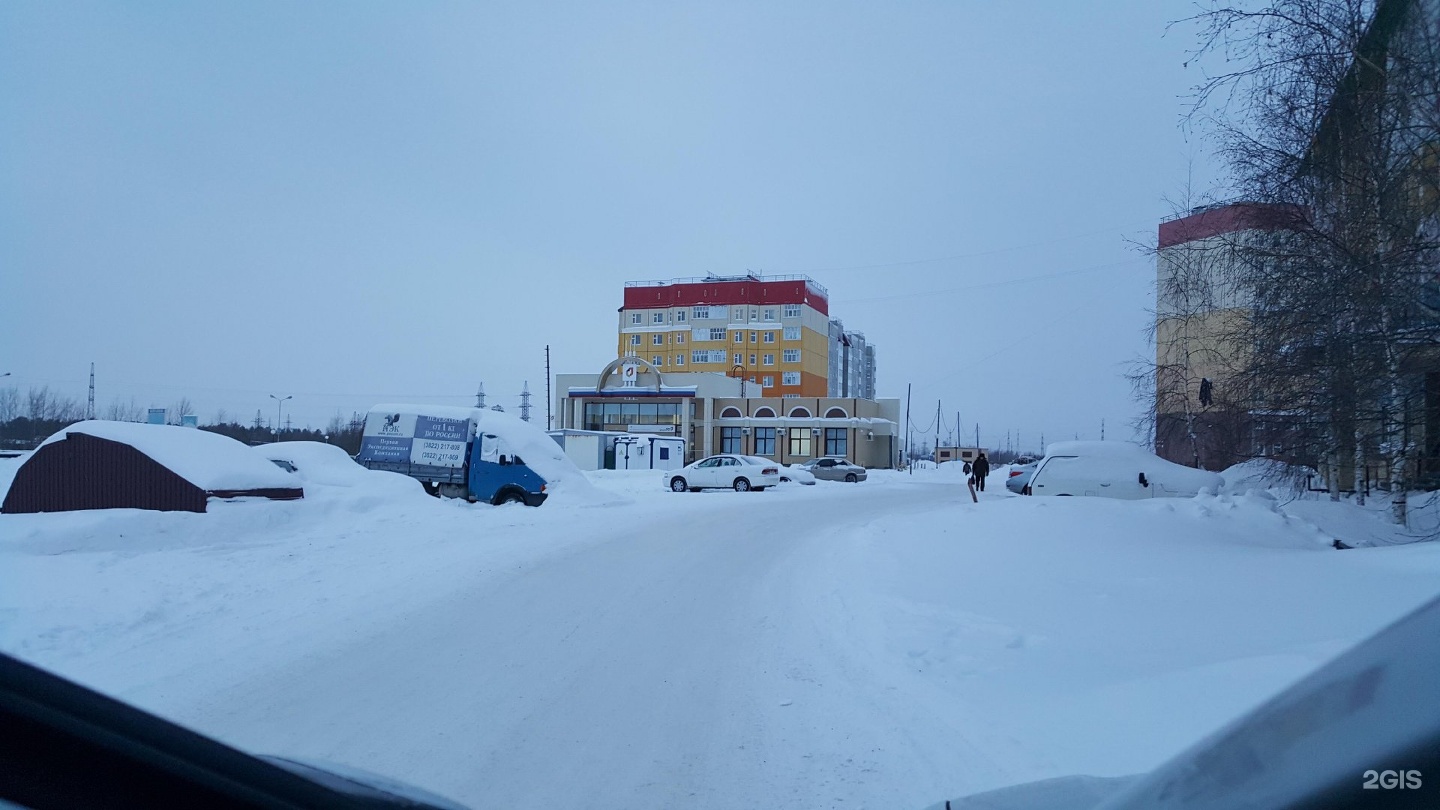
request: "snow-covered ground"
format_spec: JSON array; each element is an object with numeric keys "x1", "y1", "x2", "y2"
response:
[{"x1": 3, "y1": 457, "x2": 1439, "y2": 809}]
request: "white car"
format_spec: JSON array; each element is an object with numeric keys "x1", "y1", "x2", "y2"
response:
[
  {"x1": 774, "y1": 461, "x2": 817, "y2": 485},
  {"x1": 665, "y1": 454, "x2": 780, "y2": 492},
  {"x1": 1026, "y1": 441, "x2": 1223, "y2": 499}
]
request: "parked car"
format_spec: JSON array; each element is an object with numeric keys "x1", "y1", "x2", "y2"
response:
[
  {"x1": 800, "y1": 457, "x2": 867, "y2": 482},
  {"x1": 1005, "y1": 461, "x2": 1038, "y2": 494},
  {"x1": 775, "y1": 462, "x2": 817, "y2": 485},
  {"x1": 1025, "y1": 441, "x2": 1222, "y2": 499},
  {"x1": 666, "y1": 454, "x2": 780, "y2": 492}
]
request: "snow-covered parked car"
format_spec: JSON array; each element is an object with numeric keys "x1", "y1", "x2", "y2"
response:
[
  {"x1": 1004, "y1": 461, "x2": 1038, "y2": 494},
  {"x1": 800, "y1": 457, "x2": 867, "y2": 482},
  {"x1": 666, "y1": 454, "x2": 780, "y2": 492},
  {"x1": 1025, "y1": 441, "x2": 1222, "y2": 499},
  {"x1": 775, "y1": 462, "x2": 816, "y2": 485}
]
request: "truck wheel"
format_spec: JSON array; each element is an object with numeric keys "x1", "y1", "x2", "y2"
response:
[
  {"x1": 733, "y1": 477, "x2": 751, "y2": 492},
  {"x1": 421, "y1": 481, "x2": 440, "y2": 498},
  {"x1": 493, "y1": 489, "x2": 525, "y2": 505},
  {"x1": 670, "y1": 477, "x2": 688, "y2": 492}
]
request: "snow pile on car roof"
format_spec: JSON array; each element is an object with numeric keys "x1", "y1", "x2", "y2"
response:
[{"x1": 40, "y1": 421, "x2": 298, "y2": 491}]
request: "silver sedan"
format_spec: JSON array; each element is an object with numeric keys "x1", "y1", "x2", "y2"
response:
[{"x1": 799, "y1": 457, "x2": 867, "y2": 482}]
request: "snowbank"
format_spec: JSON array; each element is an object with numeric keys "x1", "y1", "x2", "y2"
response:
[
  {"x1": 38, "y1": 421, "x2": 298, "y2": 491},
  {"x1": 252, "y1": 441, "x2": 419, "y2": 494},
  {"x1": 1218, "y1": 458, "x2": 1315, "y2": 496}
]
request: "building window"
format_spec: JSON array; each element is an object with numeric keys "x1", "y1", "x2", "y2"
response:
[
  {"x1": 754, "y1": 406, "x2": 775, "y2": 417},
  {"x1": 675, "y1": 354, "x2": 685, "y2": 366},
  {"x1": 824, "y1": 428, "x2": 847, "y2": 457},
  {"x1": 652, "y1": 312, "x2": 665, "y2": 324},
  {"x1": 789, "y1": 406, "x2": 811, "y2": 418},
  {"x1": 754, "y1": 427, "x2": 776, "y2": 455},
  {"x1": 764, "y1": 332, "x2": 776, "y2": 343},
  {"x1": 749, "y1": 354, "x2": 756, "y2": 365},
  {"x1": 692, "y1": 350, "x2": 705, "y2": 364},
  {"x1": 783, "y1": 326, "x2": 801, "y2": 341},
  {"x1": 652, "y1": 355, "x2": 663, "y2": 366},
  {"x1": 763, "y1": 354, "x2": 774, "y2": 365},
  {"x1": 629, "y1": 335, "x2": 641, "y2": 346},
  {"x1": 721, "y1": 427, "x2": 743, "y2": 454},
  {"x1": 750, "y1": 331, "x2": 757, "y2": 342},
  {"x1": 631, "y1": 313, "x2": 642, "y2": 324},
  {"x1": 731, "y1": 353, "x2": 741, "y2": 365},
  {"x1": 783, "y1": 304, "x2": 801, "y2": 318},
  {"x1": 761, "y1": 377, "x2": 774, "y2": 389},
  {"x1": 692, "y1": 305, "x2": 711, "y2": 319},
  {"x1": 782, "y1": 372, "x2": 800, "y2": 385},
  {"x1": 825, "y1": 407, "x2": 847, "y2": 418},
  {"x1": 676, "y1": 310, "x2": 686, "y2": 322},
  {"x1": 653, "y1": 334, "x2": 664, "y2": 345},
  {"x1": 676, "y1": 333, "x2": 686, "y2": 344},
  {"x1": 750, "y1": 309, "x2": 757, "y2": 319},
  {"x1": 783, "y1": 349, "x2": 800, "y2": 363},
  {"x1": 764, "y1": 308, "x2": 775, "y2": 320},
  {"x1": 709, "y1": 327, "x2": 727, "y2": 341},
  {"x1": 734, "y1": 332, "x2": 743, "y2": 343},
  {"x1": 788, "y1": 427, "x2": 812, "y2": 457},
  {"x1": 733, "y1": 307, "x2": 744, "y2": 321},
  {"x1": 720, "y1": 407, "x2": 743, "y2": 418}
]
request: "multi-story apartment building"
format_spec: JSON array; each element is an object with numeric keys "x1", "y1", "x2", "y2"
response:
[
  {"x1": 827, "y1": 320, "x2": 876, "y2": 399},
  {"x1": 1154, "y1": 202, "x2": 1299, "y2": 470},
  {"x1": 617, "y1": 274, "x2": 834, "y2": 397}
]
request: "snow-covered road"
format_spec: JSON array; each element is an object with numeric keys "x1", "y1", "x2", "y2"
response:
[
  {"x1": 148, "y1": 483, "x2": 1011, "y2": 808},
  {"x1": 6, "y1": 463, "x2": 1440, "y2": 809}
]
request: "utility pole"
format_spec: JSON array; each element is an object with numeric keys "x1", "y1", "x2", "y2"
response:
[
  {"x1": 975, "y1": 422, "x2": 980, "y2": 450},
  {"x1": 1101, "y1": 418, "x2": 1106, "y2": 441},
  {"x1": 934, "y1": 401, "x2": 942, "y2": 451},
  {"x1": 475, "y1": 382, "x2": 486, "y2": 409},
  {"x1": 904, "y1": 383, "x2": 912, "y2": 473},
  {"x1": 87, "y1": 362, "x2": 95, "y2": 420},
  {"x1": 519, "y1": 381, "x2": 532, "y2": 422},
  {"x1": 545, "y1": 345, "x2": 553, "y2": 430}
]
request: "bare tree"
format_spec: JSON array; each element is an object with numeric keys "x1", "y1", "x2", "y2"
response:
[
  {"x1": 104, "y1": 397, "x2": 145, "y2": 422},
  {"x1": 0, "y1": 386, "x2": 18, "y2": 423},
  {"x1": 1183, "y1": 0, "x2": 1440, "y2": 523}
]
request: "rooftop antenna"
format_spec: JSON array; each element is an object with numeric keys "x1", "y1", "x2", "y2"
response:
[
  {"x1": 476, "y1": 382, "x2": 486, "y2": 409},
  {"x1": 519, "y1": 381, "x2": 532, "y2": 422},
  {"x1": 86, "y1": 362, "x2": 95, "y2": 420}
]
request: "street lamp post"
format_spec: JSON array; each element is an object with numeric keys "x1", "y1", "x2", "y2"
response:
[{"x1": 269, "y1": 394, "x2": 292, "y2": 441}]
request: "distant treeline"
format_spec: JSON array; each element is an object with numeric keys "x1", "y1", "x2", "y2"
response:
[{"x1": 0, "y1": 385, "x2": 365, "y2": 455}]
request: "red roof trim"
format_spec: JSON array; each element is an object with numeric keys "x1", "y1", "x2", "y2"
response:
[{"x1": 1158, "y1": 203, "x2": 1307, "y2": 249}]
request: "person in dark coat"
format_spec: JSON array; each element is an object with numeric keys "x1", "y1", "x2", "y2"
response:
[{"x1": 972, "y1": 452, "x2": 990, "y2": 492}]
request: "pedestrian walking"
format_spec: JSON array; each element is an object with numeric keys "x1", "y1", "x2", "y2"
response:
[{"x1": 972, "y1": 452, "x2": 990, "y2": 492}]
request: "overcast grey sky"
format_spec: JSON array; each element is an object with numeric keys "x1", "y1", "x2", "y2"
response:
[{"x1": 1, "y1": 1, "x2": 1222, "y2": 450}]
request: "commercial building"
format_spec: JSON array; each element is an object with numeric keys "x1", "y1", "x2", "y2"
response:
[{"x1": 554, "y1": 357, "x2": 901, "y2": 468}]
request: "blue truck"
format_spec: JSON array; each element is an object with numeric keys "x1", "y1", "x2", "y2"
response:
[{"x1": 354, "y1": 405, "x2": 549, "y2": 506}]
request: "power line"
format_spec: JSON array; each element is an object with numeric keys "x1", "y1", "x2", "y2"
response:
[
  {"x1": 796, "y1": 219, "x2": 1158, "y2": 275},
  {"x1": 833, "y1": 257, "x2": 1147, "y2": 306}
]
